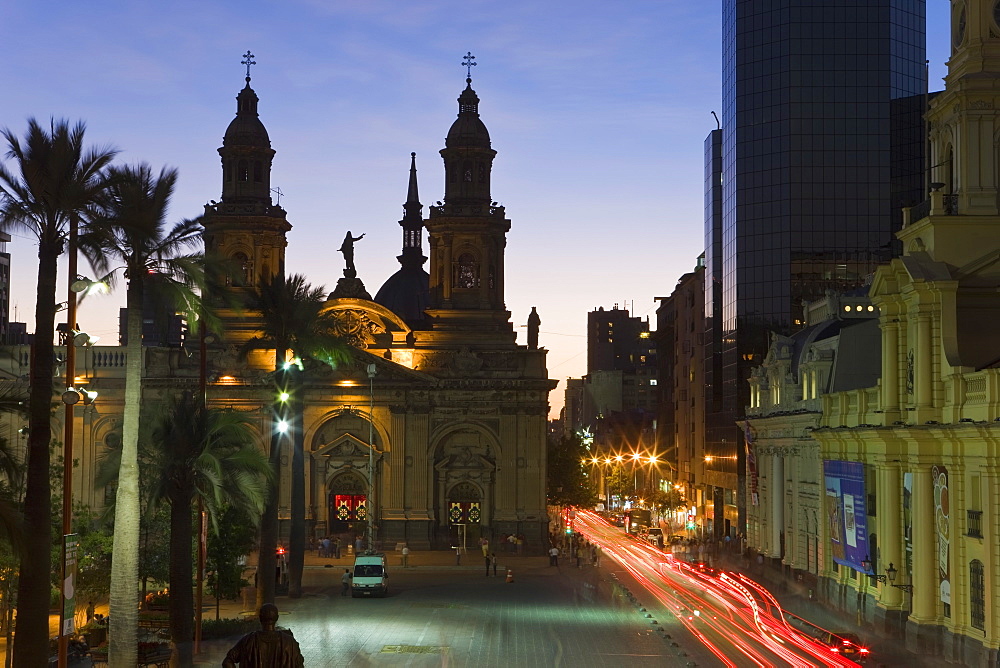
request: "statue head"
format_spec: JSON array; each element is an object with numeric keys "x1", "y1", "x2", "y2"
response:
[{"x1": 259, "y1": 603, "x2": 279, "y2": 629}]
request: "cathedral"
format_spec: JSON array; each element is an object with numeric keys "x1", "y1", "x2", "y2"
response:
[{"x1": 33, "y1": 62, "x2": 555, "y2": 553}]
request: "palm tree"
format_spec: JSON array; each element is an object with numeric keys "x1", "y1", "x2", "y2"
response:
[
  {"x1": 97, "y1": 394, "x2": 270, "y2": 665},
  {"x1": 84, "y1": 162, "x2": 204, "y2": 666},
  {"x1": 244, "y1": 273, "x2": 349, "y2": 601},
  {"x1": 0, "y1": 119, "x2": 116, "y2": 666}
]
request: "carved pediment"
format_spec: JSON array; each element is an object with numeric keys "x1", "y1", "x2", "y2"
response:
[{"x1": 314, "y1": 433, "x2": 380, "y2": 460}]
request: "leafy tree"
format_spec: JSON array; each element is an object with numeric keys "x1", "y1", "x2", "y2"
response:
[
  {"x1": 143, "y1": 394, "x2": 270, "y2": 665},
  {"x1": 206, "y1": 505, "x2": 257, "y2": 620},
  {"x1": 85, "y1": 162, "x2": 204, "y2": 666},
  {"x1": 546, "y1": 433, "x2": 596, "y2": 508},
  {"x1": 243, "y1": 274, "x2": 349, "y2": 601},
  {"x1": 0, "y1": 119, "x2": 116, "y2": 665}
]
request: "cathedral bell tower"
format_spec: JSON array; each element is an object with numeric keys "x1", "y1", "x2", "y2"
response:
[
  {"x1": 924, "y1": 0, "x2": 1000, "y2": 219},
  {"x1": 202, "y1": 52, "x2": 291, "y2": 344},
  {"x1": 422, "y1": 55, "x2": 515, "y2": 345}
]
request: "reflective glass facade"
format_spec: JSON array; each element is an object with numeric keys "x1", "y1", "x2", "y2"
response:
[{"x1": 707, "y1": 0, "x2": 927, "y2": 535}]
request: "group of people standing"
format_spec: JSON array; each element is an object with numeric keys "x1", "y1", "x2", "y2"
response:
[
  {"x1": 313, "y1": 535, "x2": 343, "y2": 559},
  {"x1": 496, "y1": 533, "x2": 526, "y2": 555},
  {"x1": 547, "y1": 534, "x2": 602, "y2": 568}
]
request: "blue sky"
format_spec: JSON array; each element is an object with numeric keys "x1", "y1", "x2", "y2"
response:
[{"x1": 3, "y1": 1, "x2": 949, "y2": 418}]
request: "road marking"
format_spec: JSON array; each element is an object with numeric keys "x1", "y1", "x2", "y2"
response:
[{"x1": 380, "y1": 645, "x2": 449, "y2": 654}]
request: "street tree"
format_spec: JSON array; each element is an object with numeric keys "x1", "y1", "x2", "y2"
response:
[
  {"x1": 546, "y1": 433, "x2": 596, "y2": 509},
  {"x1": 85, "y1": 162, "x2": 203, "y2": 666},
  {"x1": 0, "y1": 119, "x2": 116, "y2": 666},
  {"x1": 243, "y1": 273, "x2": 349, "y2": 601},
  {"x1": 104, "y1": 394, "x2": 270, "y2": 665}
]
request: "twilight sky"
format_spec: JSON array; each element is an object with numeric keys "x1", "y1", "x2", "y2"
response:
[{"x1": 3, "y1": 1, "x2": 949, "y2": 419}]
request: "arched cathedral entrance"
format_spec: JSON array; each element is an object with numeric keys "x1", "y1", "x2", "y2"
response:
[
  {"x1": 433, "y1": 427, "x2": 496, "y2": 548},
  {"x1": 311, "y1": 409, "x2": 384, "y2": 540}
]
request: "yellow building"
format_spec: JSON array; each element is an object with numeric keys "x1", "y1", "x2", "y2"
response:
[{"x1": 811, "y1": 1, "x2": 1000, "y2": 662}]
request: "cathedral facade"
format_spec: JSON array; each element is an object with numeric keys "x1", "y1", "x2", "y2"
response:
[
  {"x1": 8, "y1": 67, "x2": 555, "y2": 553},
  {"x1": 199, "y1": 68, "x2": 555, "y2": 550}
]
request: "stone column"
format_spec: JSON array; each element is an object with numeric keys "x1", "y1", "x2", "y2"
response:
[
  {"x1": 771, "y1": 452, "x2": 784, "y2": 559},
  {"x1": 876, "y1": 464, "x2": 903, "y2": 623},
  {"x1": 381, "y1": 410, "x2": 407, "y2": 520},
  {"x1": 906, "y1": 466, "x2": 938, "y2": 654},
  {"x1": 881, "y1": 321, "x2": 900, "y2": 414},
  {"x1": 915, "y1": 313, "x2": 933, "y2": 409}
]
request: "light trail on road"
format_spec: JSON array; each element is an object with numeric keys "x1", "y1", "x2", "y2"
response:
[{"x1": 575, "y1": 510, "x2": 861, "y2": 668}]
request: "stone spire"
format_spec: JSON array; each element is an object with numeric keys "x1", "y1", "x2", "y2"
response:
[{"x1": 398, "y1": 152, "x2": 426, "y2": 270}]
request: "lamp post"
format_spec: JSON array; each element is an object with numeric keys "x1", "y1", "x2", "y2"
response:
[
  {"x1": 57, "y1": 219, "x2": 79, "y2": 668},
  {"x1": 367, "y1": 363, "x2": 377, "y2": 553}
]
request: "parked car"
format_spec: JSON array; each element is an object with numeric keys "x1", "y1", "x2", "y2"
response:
[
  {"x1": 822, "y1": 632, "x2": 869, "y2": 663},
  {"x1": 352, "y1": 553, "x2": 389, "y2": 598}
]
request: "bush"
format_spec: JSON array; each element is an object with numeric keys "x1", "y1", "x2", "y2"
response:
[{"x1": 200, "y1": 617, "x2": 259, "y2": 640}]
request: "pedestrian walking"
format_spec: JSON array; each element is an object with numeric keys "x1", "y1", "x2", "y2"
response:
[
  {"x1": 401, "y1": 544, "x2": 409, "y2": 568},
  {"x1": 548, "y1": 546, "x2": 559, "y2": 567},
  {"x1": 334, "y1": 536, "x2": 342, "y2": 559},
  {"x1": 491, "y1": 553, "x2": 498, "y2": 576},
  {"x1": 341, "y1": 569, "x2": 351, "y2": 596},
  {"x1": 485, "y1": 554, "x2": 491, "y2": 576},
  {"x1": 480, "y1": 536, "x2": 490, "y2": 557}
]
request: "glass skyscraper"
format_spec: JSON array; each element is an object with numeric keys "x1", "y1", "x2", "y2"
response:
[{"x1": 705, "y1": 0, "x2": 927, "y2": 538}]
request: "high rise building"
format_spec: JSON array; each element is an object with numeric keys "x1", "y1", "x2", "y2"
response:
[{"x1": 708, "y1": 0, "x2": 928, "y2": 537}]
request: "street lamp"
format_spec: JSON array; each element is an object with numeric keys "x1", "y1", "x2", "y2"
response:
[
  {"x1": 367, "y1": 363, "x2": 377, "y2": 553},
  {"x1": 861, "y1": 555, "x2": 886, "y2": 584},
  {"x1": 885, "y1": 562, "x2": 913, "y2": 593}
]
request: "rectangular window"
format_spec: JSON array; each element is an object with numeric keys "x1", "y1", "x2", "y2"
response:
[
  {"x1": 967, "y1": 510, "x2": 983, "y2": 539},
  {"x1": 971, "y1": 560, "x2": 985, "y2": 631}
]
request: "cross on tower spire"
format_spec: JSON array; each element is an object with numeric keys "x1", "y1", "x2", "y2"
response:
[
  {"x1": 462, "y1": 51, "x2": 476, "y2": 81},
  {"x1": 241, "y1": 50, "x2": 256, "y2": 82}
]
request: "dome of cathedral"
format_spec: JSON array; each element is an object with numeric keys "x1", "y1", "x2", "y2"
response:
[
  {"x1": 224, "y1": 82, "x2": 271, "y2": 147},
  {"x1": 375, "y1": 266, "x2": 430, "y2": 327},
  {"x1": 446, "y1": 80, "x2": 491, "y2": 148}
]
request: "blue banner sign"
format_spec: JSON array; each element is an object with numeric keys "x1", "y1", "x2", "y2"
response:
[{"x1": 823, "y1": 461, "x2": 868, "y2": 572}]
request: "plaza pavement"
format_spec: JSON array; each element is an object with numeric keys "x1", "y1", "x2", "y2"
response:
[{"x1": 191, "y1": 546, "x2": 683, "y2": 666}]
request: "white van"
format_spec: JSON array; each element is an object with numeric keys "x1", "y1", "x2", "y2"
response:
[{"x1": 352, "y1": 553, "x2": 389, "y2": 598}]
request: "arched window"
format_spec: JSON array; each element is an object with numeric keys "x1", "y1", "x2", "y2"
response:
[
  {"x1": 230, "y1": 252, "x2": 251, "y2": 287},
  {"x1": 238, "y1": 160, "x2": 249, "y2": 182},
  {"x1": 463, "y1": 161, "x2": 473, "y2": 182},
  {"x1": 454, "y1": 253, "x2": 478, "y2": 289},
  {"x1": 253, "y1": 161, "x2": 263, "y2": 183},
  {"x1": 971, "y1": 559, "x2": 985, "y2": 630}
]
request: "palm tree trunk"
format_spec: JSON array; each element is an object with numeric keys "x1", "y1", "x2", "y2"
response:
[
  {"x1": 289, "y1": 367, "x2": 305, "y2": 598},
  {"x1": 108, "y1": 285, "x2": 143, "y2": 667},
  {"x1": 257, "y1": 351, "x2": 287, "y2": 607},
  {"x1": 256, "y1": 429, "x2": 279, "y2": 608},
  {"x1": 12, "y1": 238, "x2": 58, "y2": 668},
  {"x1": 168, "y1": 486, "x2": 194, "y2": 665}
]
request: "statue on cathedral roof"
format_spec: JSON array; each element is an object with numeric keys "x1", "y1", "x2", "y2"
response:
[{"x1": 339, "y1": 231, "x2": 365, "y2": 279}]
